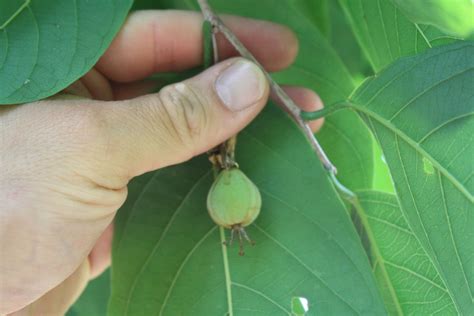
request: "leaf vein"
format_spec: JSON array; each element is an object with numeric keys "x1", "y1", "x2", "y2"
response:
[
  {"x1": 231, "y1": 282, "x2": 290, "y2": 314},
  {"x1": 158, "y1": 226, "x2": 218, "y2": 315},
  {"x1": 123, "y1": 170, "x2": 212, "y2": 315},
  {"x1": 417, "y1": 112, "x2": 474, "y2": 145},
  {"x1": 253, "y1": 224, "x2": 360, "y2": 314},
  {"x1": 388, "y1": 68, "x2": 473, "y2": 122},
  {"x1": 354, "y1": 107, "x2": 474, "y2": 202},
  {"x1": 438, "y1": 171, "x2": 473, "y2": 298}
]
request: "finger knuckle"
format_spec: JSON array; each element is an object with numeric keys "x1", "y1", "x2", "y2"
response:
[{"x1": 156, "y1": 83, "x2": 208, "y2": 148}]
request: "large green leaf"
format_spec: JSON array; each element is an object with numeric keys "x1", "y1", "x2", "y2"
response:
[
  {"x1": 0, "y1": 0, "x2": 28, "y2": 27},
  {"x1": 356, "y1": 190, "x2": 455, "y2": 314},
  {"x1": 282, "y1": 0, "x2": 377, "y2": 194},
  {"x1": 327, "y1": 0, "x2": 372, "y2": 78},
  {"x1": 391, "y1": 0, "x2": 474, "y2": 38},
  {"x1": 152, "y1": 0, "x2": 376, "y2": 193},
  {"x1": 109, "y1": 105, "x2": 386, "y2": 315},
  {"x1": 290, "y1": 0, "x2": 330, "y2": 37},
  {"x1": 212, "y1": 0, "x2": 375, "y2": 192},
  {"x1": 240, "y1": 1, "x2": 375, "y2": 191},
  {"x1": 128, "y1": 0, "x2": 378, "y2": 193},
  {"x1": 338, "y1": 0, "x2": 431, "y2": 72},
  {"x1": 0, "y1": 0, "x2": 133, "y2": 104},
  {"x1": 318, "y1": 109, "x2": 375, "y2": 190},
  {"x1": 349, "y1": 41, "x2": 474, "y2": 314}
]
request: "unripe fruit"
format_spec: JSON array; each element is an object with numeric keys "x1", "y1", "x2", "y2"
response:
[{"x1": 207, "y1": 168, "x2": 261, "y2": 229}]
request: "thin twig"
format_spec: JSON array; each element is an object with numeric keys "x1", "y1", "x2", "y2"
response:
[
  {"x1": 211, "y1": 24, "x2": 219, "y2": 63},
  {"x1": 197, "y1": 0, "x2": 337, "y2": 174}
]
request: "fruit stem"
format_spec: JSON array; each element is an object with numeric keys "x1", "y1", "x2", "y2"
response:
[
  {"x1": 203, "y1": 13, "x2": 238, "y2": 171},
  {"x1": 220, "y1": 135, "x2": 238, "y2": 169}
]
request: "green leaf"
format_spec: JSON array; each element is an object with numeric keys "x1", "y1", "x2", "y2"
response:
[
  {"x1": 356, "y1": 190, "x2": 456, "y2": 314},
  {"x1": 418, "y1": 24, "x2": 462, "y2": 47},
  {"x1": 229, "y1": 0, "x2": 376, "y2": 191},
  {"x1": 0, "y1": 0, "x2": 29, "y2": 28},
  {"x1": 349, "y1": 41, "x2": 474, "y2": 314},
  {"x1": 213, "y1": 0, "x2": 375, "y2": 192},
  {"x1": 256, "y1": 1, "x2": 375, "y2": 192},
  {"x1": 0, "y1": 0, "x2": 133, "y2": 104},
  {"x1": 109, "y1": 105, "x2": 386, "y2": 315},
  {"x1": 338, "y1": 0, "x2": 431, "y2": 72},
  {"x1": 328, "y1": 0, "x2": 372, "y2": 78},
  {"x1": 289, "y1": 0, "x2": 330, "y2": 36},
  {"x1": 157, "y1": 0, "x2": 376, "y2": 192},
  {"x1": 391, "y1": 0, "x2": 474, "y2": 38},
  {"x1": 319, "y1": 109, "x2": 375, "y2": 190},
  {"x1": 67, "y1": 269, "x2": 111, "y2": 316}
]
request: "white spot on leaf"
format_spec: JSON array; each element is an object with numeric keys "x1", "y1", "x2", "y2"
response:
[{"x1": 291, "y1": 296, "x2": 309, "y2": 315}]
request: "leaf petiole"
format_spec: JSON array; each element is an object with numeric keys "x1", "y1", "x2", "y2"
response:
[{"x1": 300, "y1": 102, "x2": 350, "y2": 121}]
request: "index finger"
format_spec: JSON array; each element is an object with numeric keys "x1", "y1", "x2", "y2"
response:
[{"x1": 96, "y1": 10, "x2": 298, "y2": 82}]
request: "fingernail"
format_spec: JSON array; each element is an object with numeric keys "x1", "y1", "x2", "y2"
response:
[{"x1": 215, "y1": 60, "x2": 266, "y2": 111}]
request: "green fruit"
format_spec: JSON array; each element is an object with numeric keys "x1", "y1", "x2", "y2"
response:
[{"x1": 207, "y1": 168, "x2": 261, "y2": 229}]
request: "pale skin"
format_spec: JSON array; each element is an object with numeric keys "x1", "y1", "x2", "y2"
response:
[{"x1": 0, "y1": 10, "x2": 324, "y2": 315}]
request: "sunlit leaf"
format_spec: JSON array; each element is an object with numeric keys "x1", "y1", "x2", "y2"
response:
[
  {"x1": 349, "y1": 41, "x2": 474, "y2": 314},
  {"x1": 290, "y1": 0, "x2": 330, "y2": 36},
  {"x1": 391, "y1": 0, "x2": 474, "y2": 38},
  {"x1": 338, "y1": 0, "x2": 431, "y2": 72},
  {"x1": 356, "y1": 190, "x2": 456, "y2": 314}
]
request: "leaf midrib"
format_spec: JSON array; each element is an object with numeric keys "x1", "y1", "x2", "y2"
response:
[
  {"x1": 392, "y1": 134, "x2": 463, "y2": 313},
  {"x1": 358, "y1": 195, "x2": 448, "y2": 293},
  {"x1": 352, "y1": 194, "x2": 404, "y2": 315}
]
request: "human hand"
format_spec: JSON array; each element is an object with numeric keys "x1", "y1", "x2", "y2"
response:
[{"x1": 0, "y1": 10, "x2": 324, "y2": 315}]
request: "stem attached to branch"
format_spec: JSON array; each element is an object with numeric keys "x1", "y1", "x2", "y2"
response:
[
  {"x1": 197, "y1": 0, "x2": 337, "y2": 174},
  {"x1": 300, "y1": 102, "x2": 351, "y2": 121}
]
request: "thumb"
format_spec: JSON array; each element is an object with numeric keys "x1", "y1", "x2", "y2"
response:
[{"x1": 103, "y1": 57, "x2": 268, "y2": 178}]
